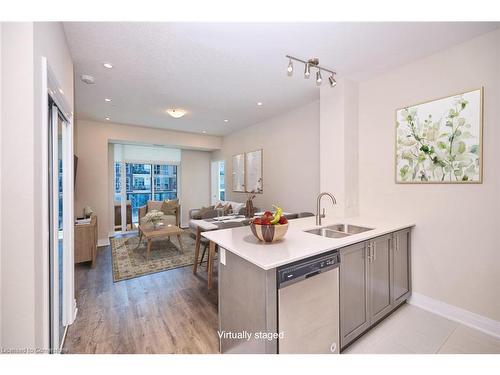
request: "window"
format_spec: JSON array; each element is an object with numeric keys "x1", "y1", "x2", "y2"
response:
[
  {"x1": 115, "y1": 162, "x2": 178, "y2": 223},
  {"x1": 219, "y1": 161, "x2": 225, "y2": 201}
]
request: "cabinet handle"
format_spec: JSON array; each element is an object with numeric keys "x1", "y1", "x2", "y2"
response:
[
  {"x1": 373, "y1": 242, "x2": 376, "y2": 261},
  {"x1": 366, "y1": 243, "x2": 372, "y2": 262},
  {"x1": 396, "y1": 236, "x2": 399, "y2": 252}
]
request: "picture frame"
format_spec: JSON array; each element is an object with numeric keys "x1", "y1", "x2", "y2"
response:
[{"x1": 395, "y1": 88, "x2": 483, "y2": 184}]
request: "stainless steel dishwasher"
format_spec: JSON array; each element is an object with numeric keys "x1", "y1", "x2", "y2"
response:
[{"x1": 277, "y1": 251, "x2": 340, "y2": 354}]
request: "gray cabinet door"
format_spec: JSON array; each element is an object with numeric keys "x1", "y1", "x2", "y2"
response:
[
  {"x1": 368, "y1": 234, "x2": 393, "y2": 324},
  {"x1": 339, "y1": 241, "x2": 370, "y2": 348},
  {"x1": 392, "y1": 229, "x2": 411, "y2": 305}
]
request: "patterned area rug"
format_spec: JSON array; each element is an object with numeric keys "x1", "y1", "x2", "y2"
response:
[{"x1": 111, "y1": 233, "x2": 201, "y2": 282}]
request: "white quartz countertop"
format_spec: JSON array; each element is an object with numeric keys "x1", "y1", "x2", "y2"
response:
[{"x1": 202, "y1": 215, "x2": 415, "y2": 270}]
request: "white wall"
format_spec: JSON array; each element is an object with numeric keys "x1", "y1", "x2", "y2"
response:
[
  {"x1": 180, "y1": 150, "x2": 211, "y2": 226},
  {"x1": 320, "y1": 78, "x2": 359, "y2": 217},
  {"x1": 212, "y1": 100, "x2": 320, "y2": 213},
  {"x1": 75, "y1": 119, "x2": 221, "y2": 241},
  {"x1": 357, "y1": 29, "x2": 500, "y2": 321},
  {"x1": 0, "y1": 22, "x2": 73, "y2": 350}
]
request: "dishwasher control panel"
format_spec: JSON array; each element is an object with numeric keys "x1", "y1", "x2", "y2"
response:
[{"x1": 277, "y1": 251, "x2": 340, "y2": 288}]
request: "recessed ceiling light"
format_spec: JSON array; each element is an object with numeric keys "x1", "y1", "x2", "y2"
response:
[
  {"x1": 105, "y1": 117, "x2": 111, "y2": 121},
  {"x1": 103, "y1": 63, "x2": 113, "y2": 69},
  {"x1": 224, "y1": 119, "x2": 229, "y2": 123},
  {"x1": 105, "y1": 98, "x2": 112, "y2": 102},
  {"x1": 166, "y1": 108, "x2": 187, "y2": 119},
  {"x1": 257, "y1": 102, "x2": 263, "y2": 106},
  {"x1": 58, "y1": 88, "x2": 64, "y2": 94},
  {"x1": 202, "y1": 130, "x2": 207, "y2": 134}
]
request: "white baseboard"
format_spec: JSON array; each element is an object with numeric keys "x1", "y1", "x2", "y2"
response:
[
  {"x1": 409, "y1": 292, "x2": 500, "y2": 339},
  {"x1": 97, "y1": 238, "x2": 110, "y2": 247}
]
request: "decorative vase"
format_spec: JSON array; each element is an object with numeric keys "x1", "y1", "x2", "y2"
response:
[{"x1": 245, "y1": 199, "x2": 254, "y2": 218}]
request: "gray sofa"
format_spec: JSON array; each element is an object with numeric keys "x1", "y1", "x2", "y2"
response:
[{"x1": 187, "y1": 202, "x2": 261, "y2": 238}]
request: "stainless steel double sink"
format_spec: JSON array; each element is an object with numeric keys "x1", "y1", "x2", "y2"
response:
[{"x1": 305, "y1": 224, "x2": 374, "y2": 238}]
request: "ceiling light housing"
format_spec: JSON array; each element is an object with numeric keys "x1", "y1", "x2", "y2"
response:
[
  {"x1": 304, "y1": 62, "x2": 310, "y2": 79},
  {"x1": 257, "y1": 102, "x2": 263, "y2": 106},
  {"x1": 316, "y1": 70, "x2": 323, "y2": 86},
  {"x1": 166, "y1": 108, "x2": 187, "y2": 118},
  {"x1": 329, "y1": 74, "x2": 337, "y2": 87},
  {"x1": 105, "y1": 98, "x2": 112, "y2": 102},
  {"x1": 103, "y1": 63, "x2": 113, "y2": 69},
  {"x1": 287, "y1": 58, "x2": 293, "y2": 76},
  {"x1": 105, "y1": 117, "x2": 111, "y2": 121}
]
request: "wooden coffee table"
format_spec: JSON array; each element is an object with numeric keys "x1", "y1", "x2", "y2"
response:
[{"x1": 137, "y1": 224, "x2": 184, "y2": 259}]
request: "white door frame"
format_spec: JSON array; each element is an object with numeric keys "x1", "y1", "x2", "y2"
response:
[{"x1": 41, "y1": 57, "x2": 75, "y2": 351}]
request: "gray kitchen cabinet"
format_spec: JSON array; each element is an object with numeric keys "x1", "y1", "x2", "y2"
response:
[
  {"x1": 391, "y1": 229, "x2": 412, "y2": 305},
  {"x1": 339, "y1": 241, "x2": 370, "y2": 348},
  {"x1": 368, "y1": 234, "x2": 393, "y2": 324},
  {"x1": 339, "y1": 229, "x2": 411, "y2": 350}
]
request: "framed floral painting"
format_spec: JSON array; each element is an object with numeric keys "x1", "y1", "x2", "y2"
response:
[{"x1": 396, "y1": 88, "x2": 483, "y2": 184}]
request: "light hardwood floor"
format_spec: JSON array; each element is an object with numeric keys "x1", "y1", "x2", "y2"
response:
[{"x1": 64, "y1": 238, "x2": 220, "y2": 354}]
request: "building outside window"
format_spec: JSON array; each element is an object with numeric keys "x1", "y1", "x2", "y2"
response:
[{"x1": 114, "y1": 162, "x2": 178, "y2": 223}]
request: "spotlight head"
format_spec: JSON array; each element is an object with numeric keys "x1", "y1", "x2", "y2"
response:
[
  {"x1": 287, "y1": 58, "x2": 293, "y2": 76},
  {"x1": 304, "y1": 62, "x2": 310, "y2": 79},
  {"x1": 316, "y1": 70, "x2": 322, "y2": 86},
  {"x1": 328, "y1": 74, "x2": 337, "y2": 87}
]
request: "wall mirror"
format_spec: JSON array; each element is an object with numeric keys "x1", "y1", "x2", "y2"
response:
[
  {"x1": 232, "y1": 153, "x2": 245, "y2": 192},
  {"x1": 245, "y1": 149, "x2": 263, "y2": 193}
]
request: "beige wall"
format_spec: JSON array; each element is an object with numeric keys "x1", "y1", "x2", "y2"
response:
[
  {"x1": 358, "y1": 29, "x2": 500, "y2": 321},
  {"x1": 180, "y1": 150, "x2": 211, "y2": 226},
  {"x1": 75, "y1": 119, "x2": 221, "y2": 241},
  {"x1": 0, "y1": 22, "x2": 73, "y2": 349},
  {"x1": 212, "y1": 100, "x2": 320, "y2": 213}
]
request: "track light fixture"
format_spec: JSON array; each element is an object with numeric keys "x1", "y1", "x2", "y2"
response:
[{"x1": 286, "y1": 55, "x2": 336, "y2": 88}]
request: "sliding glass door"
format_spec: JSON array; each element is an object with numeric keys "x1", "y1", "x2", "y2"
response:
[
  {"x1": 49, "y1": 102, "x2": 73, "y2": 351},
  {"x1": 115, "y1": 162, "x2": 178, "y2": 224}
]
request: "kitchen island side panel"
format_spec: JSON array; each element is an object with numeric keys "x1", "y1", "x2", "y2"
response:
[{"x1": 218, "y1": 248, "x2": 277, "y2": 354}]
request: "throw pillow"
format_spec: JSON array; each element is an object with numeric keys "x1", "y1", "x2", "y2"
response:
[
  {"x1": 161, "y1": 199, "x2": 179, "y2": 215},
  {"x1": 147, "y1": 200, "x2": 163, "y2": 212},
  {"x1": 216, "y1": 202, "x2": 232, "y2": 215},
  {"x1": 191, "y1": 205, "x2": 214, "y2": 220},
  {"x1": 231, "y1": 202, "x2": 245, "y2": 215}
]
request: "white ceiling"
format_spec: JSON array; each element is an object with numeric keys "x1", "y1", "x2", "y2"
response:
[{"x1": 63, "y1": 22, "x2": 499, "y2": 136}]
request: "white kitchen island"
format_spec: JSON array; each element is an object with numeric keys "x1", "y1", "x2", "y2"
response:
[{"x1": 203, "y1": 215, "x2": 415, "y2": 354}]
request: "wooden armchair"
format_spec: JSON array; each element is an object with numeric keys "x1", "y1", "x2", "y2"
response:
[{"x1": 138, "y1": 200, "x2": 180, "y2": 227}]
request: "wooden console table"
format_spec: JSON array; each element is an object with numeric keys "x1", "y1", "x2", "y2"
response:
[{"x1": 75, "y1": 213, "x2": 97, "y2": 266}]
